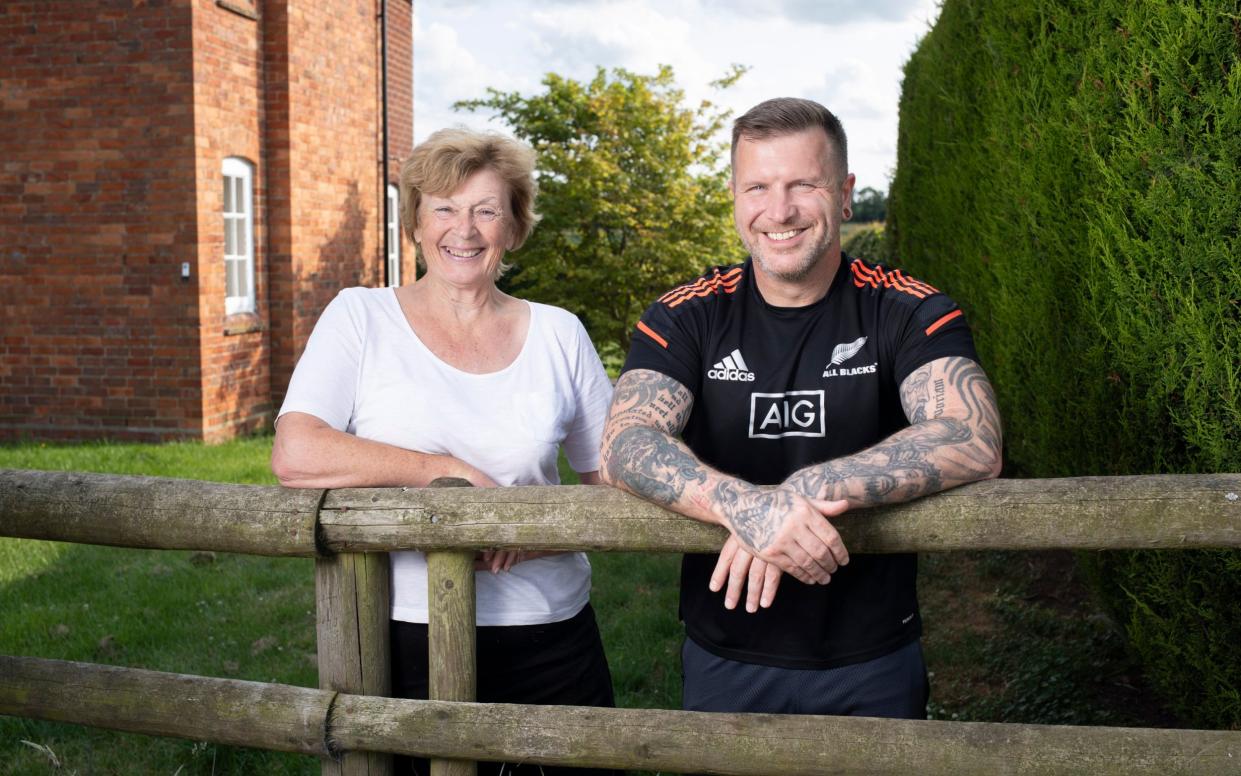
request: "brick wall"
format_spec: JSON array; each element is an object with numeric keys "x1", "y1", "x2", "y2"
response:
[
  {"x1": 0, "y1": 0, "x2": 203, "y2": 441},
  {"x1": 386, "y1": 0, "x2": 414, "y2": 286},
  {"x1": 266, "y1": 0, "x2": 385, "y2": 411},
  {"x1": 1, "y1": 0, "x2": 411, "y2": 442},
  {"x1": 191, "y1": 0, "x2": 272, "y2": 442}
]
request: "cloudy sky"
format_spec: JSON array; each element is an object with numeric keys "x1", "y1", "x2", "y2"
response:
[{"x1": 413, "y1": 0, "x2": 943, "y2": 193}]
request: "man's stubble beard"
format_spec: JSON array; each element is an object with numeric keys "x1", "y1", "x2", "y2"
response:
[{"x1": 742, "y1": 225, "x2": 837, "y2": 284}]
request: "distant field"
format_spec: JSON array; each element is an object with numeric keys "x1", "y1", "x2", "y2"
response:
[
  {"x1": 0, "y1": 437, "x2": 1175, "y2": 774},
  {"x1": 839, "y1": 220, "x2": 882, "y2": 241}
]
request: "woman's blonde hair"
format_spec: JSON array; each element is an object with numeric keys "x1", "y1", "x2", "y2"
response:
[{"x1": 399, "y1": 127, "x2": 540, "y2": 279}]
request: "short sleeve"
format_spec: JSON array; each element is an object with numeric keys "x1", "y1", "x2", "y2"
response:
[
  {"x1": 889, "y1": 292, "x2": 979, "y2": 386},
  {"x1": 620, "y1": 299, "x2": 705, "y2": 397},
  {"x1": 560, "y1": 319, "x2": 614, "y2": 473},
  {"x1": 277, "y1": 290, "x2": 365, "y2": 431}
]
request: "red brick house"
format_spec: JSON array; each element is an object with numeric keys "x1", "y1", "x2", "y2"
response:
[{"x1": 0, "y1": 0, "x2": 414, "y2": 442}]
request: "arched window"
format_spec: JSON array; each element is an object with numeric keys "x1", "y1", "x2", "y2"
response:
[
  {"x1": 222, "y1": 157, "x2": 255, "y2": 314},
  {"x1": 386, "y1": 183, "x2": 401, "y2": 287}
]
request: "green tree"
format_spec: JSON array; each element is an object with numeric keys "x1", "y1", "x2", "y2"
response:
[
  {"x1": 457, "y1": 65, "x2": 746, "y2": 361},
  {"x1": 851, "y1": 186, "x2": 887, "y2": 222}
]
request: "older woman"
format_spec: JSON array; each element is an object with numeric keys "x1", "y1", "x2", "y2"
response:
[{"x1": 272, "y1": 128, "x2": 617, "y2": 776}]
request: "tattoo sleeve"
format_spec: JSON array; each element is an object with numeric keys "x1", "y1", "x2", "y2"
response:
[
  {"x1": 601, "y1": 370, "x2": 707, "y2": 507},
  {"x1": 601, "y1": 369, "x2": 785, "y2": 542},
  {"x1": 785, "y1": 356, "x2": 1003, "y2": 507}
]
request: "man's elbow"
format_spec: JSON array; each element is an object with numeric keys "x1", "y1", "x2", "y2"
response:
[
  {"x1": 597, "y1": 424, "x2": 626, "y2": 488},
  {"x1": 981, "y1": 438, "x2": 1003, "y2": 481},
  {"x1": 597, "y1": 445, "x2": 618, "y2": 488}
]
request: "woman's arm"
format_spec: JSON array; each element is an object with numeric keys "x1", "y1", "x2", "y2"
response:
[{"x1": 271, "y1": 411, "x2": 498, "y2": 489}]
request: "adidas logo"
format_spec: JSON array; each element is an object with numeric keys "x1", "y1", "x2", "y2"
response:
[
  {"x1": 708, "y1": 349, "x2": 756, "y2": 382},
  {"x1": 822, "y1": 336, "x2": 877, "y2": 378}
]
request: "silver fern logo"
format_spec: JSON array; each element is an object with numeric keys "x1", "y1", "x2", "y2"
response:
[
  {"x1": 823, "y1": 336, "x2": 876, "y2": 378},
  {"x1": 830, "y1": 337, "x2": 868, "y2": 365}
]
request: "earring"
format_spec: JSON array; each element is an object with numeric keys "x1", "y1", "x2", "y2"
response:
[{"x1": 843, "y1": 207, "x2": 852, "y2": 220}]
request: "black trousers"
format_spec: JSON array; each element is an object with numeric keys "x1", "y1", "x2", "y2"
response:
[{"x1": 390, "y1": 604, "x2": 620, "y2": 776}]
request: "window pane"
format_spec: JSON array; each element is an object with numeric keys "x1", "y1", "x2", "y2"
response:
[
  {"x1": 225, "y1": 258, "x2": 237, "y2": 297},
  {"x1": 224, "y1": 217, "x2": 235, "y2": 255},
  {"x1": 223, "y1": 176, "x2": 233, "y2": 212},
  {"x1": 234, "y1": 178, "x2": 244, "y2": 215}
]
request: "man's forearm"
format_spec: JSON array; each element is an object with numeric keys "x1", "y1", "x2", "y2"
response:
[
  {"x1": 599, "y1": 369, "x2": 794, "y2": 536},
  {"x1": 783, "y1": 417, "x2": 993, "y2": 506},
  {"x1": 603, "y1": 422, "x2": 717, "y2": 521},
  {"x1": 784, "y1": 357, "x2": 1002, "y2": 507},
  {"x1": 604, "y1": 423, "x2": 845, "y2": 574},
  {"x1": 601, "y1": 368, "x2": 848, "y2": 584},
  {"x1": 600, "y1": 369, "x2": 727, "y2": 525}
]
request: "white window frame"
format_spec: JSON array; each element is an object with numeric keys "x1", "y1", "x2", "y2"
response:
[
  {"x1": 386, "y1": 183, "x2": 401, "y2": 287},
  {"x1": 222, "y1": 157, "x2": 256, "y2": 314}
]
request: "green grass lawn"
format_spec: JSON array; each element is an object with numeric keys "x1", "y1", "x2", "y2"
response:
[
  {"x1": 0, "y1": 437, "x2": 684, "y2": 775},
  {"x1": 0, "y1": 437, "x2": 1174, "y2": 774}
]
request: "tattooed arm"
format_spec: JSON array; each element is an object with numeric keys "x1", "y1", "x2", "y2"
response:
[
  {"x1": 713, "y1": 356, "x2": 1002, "y2": 612},
  {"x1": 783, "y1": 356, "x2": 1003, "y2": 505},
  {"x1": 600, "y1": 369, "x2": 850, "y2": 588}
]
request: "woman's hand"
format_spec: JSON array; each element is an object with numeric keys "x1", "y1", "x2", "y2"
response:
[
  {"x1": 473, "y1": 470, "x2": 595, "y2": 573},
  {"x1": 476, "y1": 549, "x2": 560, "y2": 573}
]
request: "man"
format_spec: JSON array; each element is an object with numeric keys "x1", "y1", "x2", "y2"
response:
[{"x1": 599, "y1": 97, "x2": 1002, "y2": 718}]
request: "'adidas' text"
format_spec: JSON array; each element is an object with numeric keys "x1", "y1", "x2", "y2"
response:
[{"x1": 708, "y1": 348, "x2": 755, "y2": 382}]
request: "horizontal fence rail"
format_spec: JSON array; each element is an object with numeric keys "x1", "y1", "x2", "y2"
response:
[
  {"x1": 2, "y1": 469, "x2": 1239, "y2": 554},
  {"x1": 3, "y1": 655, "x2": 1239, "y2": 776},
  {"x1": 3, "y1": 467, "x2": 1241, "y2": 775},
  {"x1": 0, "y1": 469, "x2": 323, "y2": 555}
]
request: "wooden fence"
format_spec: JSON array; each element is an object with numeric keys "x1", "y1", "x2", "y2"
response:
[{"x1": 1, "y1": 468, "x2": 1239, "y2": 775}]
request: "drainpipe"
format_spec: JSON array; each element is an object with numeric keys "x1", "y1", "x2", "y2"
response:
[{"x1": 380, "y1": 0, "x2": 391, "y2": 286}]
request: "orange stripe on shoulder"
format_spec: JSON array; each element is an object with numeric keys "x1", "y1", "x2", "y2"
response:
[
  {"x1": 667, "y1": 275, "x2": 741, "y2": 308},
  {"x1": 925, "y1": 309, "x2": 964, "y2": 336},
  {"x1": 635, "y1": 320, "x2": 669, "y2": 349},
  {"x1": 852, "y1": 259, "x2": 939, "y2": 299},
  {"x1": 888, "y1": 270, "x2": 928, "y2": 299},
  {"x1": 660, "y1": 266, "x2": 744, "y2": 308}
]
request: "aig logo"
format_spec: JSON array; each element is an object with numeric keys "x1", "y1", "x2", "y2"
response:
[{"x1": 748, "y1": 390, "x2": 826, "y2": 439}]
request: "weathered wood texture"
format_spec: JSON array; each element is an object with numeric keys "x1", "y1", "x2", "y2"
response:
[
  {"x1": 330, "y1": 695, "x2": 1241, "y2": 775},
  {"x1": 316, "y1": 553, "x2": 393, "y2": 776},
  {"x1": 0, "y1": 655, "x2": 332, "y2": 757},
  {"x1": 3, "y1": 469, "x2": 1238, "y2": 554},
  {"x1": 0, "y1": 469, "x2": 321, "y2": 556},
  {"x1": 426, "y1": 477, "x2": 478, "y2": 776},
  {"x1": 426, "y1": 551, "x2": 477, "y2": 776},
  {"x1": 5, "y1": 655, "x2": 1237, "y2": 776},
  {"x1": 319, "y1": 474, "x2": 1241, "y2": 553}
]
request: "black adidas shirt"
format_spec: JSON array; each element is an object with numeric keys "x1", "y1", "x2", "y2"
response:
[{"x1": 622, "y1": 254, "x2": 979, "y2": 669}]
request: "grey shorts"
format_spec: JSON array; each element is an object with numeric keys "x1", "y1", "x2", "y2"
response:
[{"x1": 681, "y1": 637, "x2": 929, "y2": 718}]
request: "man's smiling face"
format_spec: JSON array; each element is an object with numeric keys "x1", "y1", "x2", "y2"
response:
[{"x1": 731, "y1": 127, "x2": 855, "y2": 285}]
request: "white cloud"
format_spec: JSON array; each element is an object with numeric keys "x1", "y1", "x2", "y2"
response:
[
  {"x1": 413, "y1": 0, "x2": 942, "y2": 190},
  {"x1": 528, "y1": 2, "x2": 693, "y2": 73}
]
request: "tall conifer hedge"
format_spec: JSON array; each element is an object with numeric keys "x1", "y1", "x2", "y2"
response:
[{"x1": 888, "y1": 0, "x2": 1240, "y2": 727}]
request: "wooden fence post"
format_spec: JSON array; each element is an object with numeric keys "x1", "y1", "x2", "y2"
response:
[
  {"x1": 427, "y1": 477, "x2": 477, "y2": 776},
  {"x1": 316, "y1": 550, "x2": 392, "y2": 776}
]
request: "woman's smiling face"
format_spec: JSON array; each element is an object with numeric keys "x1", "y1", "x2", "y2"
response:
[{"x1": 414, "y1": 167, "x2": 514, "y2": 286}]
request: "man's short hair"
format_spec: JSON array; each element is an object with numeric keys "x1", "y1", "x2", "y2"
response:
[{"x1": 731, "y1": 98, "x2": 848, "y2": 180}]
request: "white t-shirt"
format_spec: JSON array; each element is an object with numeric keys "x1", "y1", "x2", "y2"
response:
[{"x1": 278, "y1": 287, "x2": 613, "y2": 625}]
